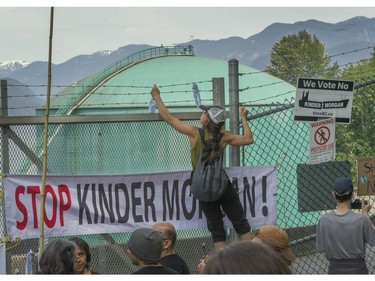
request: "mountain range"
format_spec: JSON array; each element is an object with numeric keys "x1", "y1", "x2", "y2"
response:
[{"x1": 1, "y1": 16, "x2": 374, "y2": 116}]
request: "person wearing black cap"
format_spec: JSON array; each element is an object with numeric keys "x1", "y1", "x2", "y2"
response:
[
  {"x1": 316, "y1": 177, "x2": 375, "y2": 274},
  {"x1": 127, "y1": 227, "x2": 178, "y2": 274},
  {"x1": 150, "y1": 85, "x2": 254, "y2": 251}
]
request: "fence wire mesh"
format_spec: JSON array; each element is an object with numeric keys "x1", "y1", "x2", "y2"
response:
[
  {"x1": 243, "y1": 97, "x2": 375, "y2": 274},
  {"x1": 1, "y1": 98, "x2": 375, "y2": 274}
]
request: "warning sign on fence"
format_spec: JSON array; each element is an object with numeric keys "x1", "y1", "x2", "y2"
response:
[{"x1": 309, "y1": 118, "x2": 336, "y2": 164}]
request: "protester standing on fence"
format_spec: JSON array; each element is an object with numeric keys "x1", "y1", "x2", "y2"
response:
[
  {"x1": 38, "y1": 239, "x2": 75, "y2": 274},
  {"x1": 201, "y1": 240, "x2": 291, "y2": 274},
  {"x1": 127, "y1": 227, "x2": 178, "y2": 274},
  {"x1": 316, "y1": 177, "x2": 375, "y2": 274},
  {"x1": 151, "y1": 222, "x2": 190, "y2": 274},
  {"x1": 252, "y1": 225, "x2": 296, "y2": 266},
  {"x1": 150, "y1": 85, "x2": 254, "y2": 250},
  {"x1": 68, "y1": 237, "x2": 99, "y2": 274}
]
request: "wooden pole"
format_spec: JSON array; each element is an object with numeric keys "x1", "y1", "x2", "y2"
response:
[{"x1": 38, "y1": 6, "x2": 54, "y2": 261}]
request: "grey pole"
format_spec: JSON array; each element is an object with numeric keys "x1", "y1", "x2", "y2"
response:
[
  {"x1": 228, "y1": 59, "x2": 240, "y2": 167},
  {"x1": 228, "y1": 60, "x2": 241, "y2": 244},
  {"x1": 212, "y1": 77, "x2": 226, "y2": 167},
  {"x1": 0, "y1": 80, "x2": 8, "y2": 116},
  {"x1": 1, "y1": 80, "x2": 9, "y2": 174},
  {"x1": 0, "y1": 79, "x2": 9, "y2": 273},
  {"x1": 212, "y1": 77, "x2": 225, "y2": 109}
]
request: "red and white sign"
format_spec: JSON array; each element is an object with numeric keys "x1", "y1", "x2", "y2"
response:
[
  {"x1": 309, "y1": 118, "x2": 336, "y2": 164},
  {"x1": 3, "y1": 167, "x2": 277, "y2": 239}
]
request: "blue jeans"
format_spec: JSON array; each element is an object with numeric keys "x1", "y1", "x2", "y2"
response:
[{"x1": 199, "y1": 180, "x2": 250, "y2": 242}]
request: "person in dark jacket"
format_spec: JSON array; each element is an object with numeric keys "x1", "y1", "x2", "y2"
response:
[
  {"x1": 127, "y1": 227, "x2": 178, "y2": 274},
  {"x1": 152, "y1": 222, "x2": 190, "y2": 274}
]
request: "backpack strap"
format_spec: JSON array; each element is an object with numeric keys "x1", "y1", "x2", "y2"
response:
[
  {"x1": 190, "y1": 127, "x2": 206, "y2": 197},
  {"x1": 198, "y1": 127, "x2": 205, "y2": 143}
]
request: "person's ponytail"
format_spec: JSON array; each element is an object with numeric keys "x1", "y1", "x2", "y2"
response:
[{"x1": 203, "y1": 120, "x2": 224, "y2": 163}]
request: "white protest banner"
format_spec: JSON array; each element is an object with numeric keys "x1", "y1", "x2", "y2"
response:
[
  {"x1": 3, "y1": 166, "x2": 277, "y2": 239},
  {"x1": 309, "y1": 118, "x2": 336, "y2": 164},
  {"x1": 294, "y1": 78, "x2": 354, "y2": 124}
]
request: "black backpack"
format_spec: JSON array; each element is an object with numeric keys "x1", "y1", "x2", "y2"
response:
[{"x1": 190, "y1": 127, "x2": 228, "y2": 202}]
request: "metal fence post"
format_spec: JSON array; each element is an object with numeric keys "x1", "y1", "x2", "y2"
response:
[
  {"x1": 212, "y1": 77, "x2": 225, "y2": 109},
  {"x1": 212, "y1": 77, "x2": 226, "y2": 168},
  {"x1": 0, "y1": 79, "x2": 10, "y2": 273},
  {"x1": 228, "y1": 60, "x2": 240, "y2": 244},
  {"x1": 1, "y1": 80, "x2": 9, "y2": 174},
  {"x1": 228, "y1": 59, "x2": 240, "y2": 166}
]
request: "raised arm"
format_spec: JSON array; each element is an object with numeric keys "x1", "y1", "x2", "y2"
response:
[
  {"x1": 151, "y1": 85, "x2": 197, "y2": 141},
  {"x1": 223, "y1": 107, "x2": 254, "y2": 146}
]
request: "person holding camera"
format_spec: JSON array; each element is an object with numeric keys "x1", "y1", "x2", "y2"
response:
[{"x1": 316, "y1": 177, "x2": 375, "y2": 274}]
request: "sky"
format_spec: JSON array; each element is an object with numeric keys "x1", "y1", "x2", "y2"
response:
[{"x1": 0, "y1": 1, "x2": 374, "y2": 64}]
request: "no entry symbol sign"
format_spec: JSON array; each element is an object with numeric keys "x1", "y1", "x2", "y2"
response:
[
  {"x1": 314, "y1": 126, "x2": 330, "y2": 145},
  {"x1": 309, "y1": 118, "x2": 336, "y2": 164}
]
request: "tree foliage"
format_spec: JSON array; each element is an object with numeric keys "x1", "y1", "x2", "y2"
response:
[
  {"x1": 266, "y1": 30, "x2": 340, "y2": 86},
  {"x1": 335, "y1": 50, "x2": 375, "y2": 174},
  {"x1": 265, "y1": 29, "x2": 375, "y2": 184}
]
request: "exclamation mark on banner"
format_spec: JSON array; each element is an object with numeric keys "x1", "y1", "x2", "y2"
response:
[{"x1": 262, "y1": 176, "x2": 268, "y2": 216}]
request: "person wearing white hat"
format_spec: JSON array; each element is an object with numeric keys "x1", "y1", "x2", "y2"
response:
[{"x1": 150, "y1": 85, "x2": 254, "y2": 251}]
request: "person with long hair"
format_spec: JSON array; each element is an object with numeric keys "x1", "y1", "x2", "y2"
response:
[
  {"x1": 68, "y1": 237, "x2": 99, "y2": 274},
  {"x1": 150, "y1": 85, "x2": 254, "y2": 250},
  {"x1": 202, "y1": 240, "x2": 291, "y2": 274},
  {"x1": 38, "y1": 239, "x2": 75, "y2": 274}
]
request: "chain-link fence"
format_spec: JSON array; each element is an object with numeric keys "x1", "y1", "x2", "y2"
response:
[
  {"x1": 243, "y1": 96, "x2": 375, "y2": 274},
  {"x1": 0, "y1": 118, "x2": 214, "y2": 274},
  {"x1": 1, "y1": 93, "x2": 375, "y2": 274}
]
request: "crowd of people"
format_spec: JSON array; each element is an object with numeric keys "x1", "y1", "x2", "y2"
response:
[
  {"x1": 36, "y1": 177, "x2": 375, "y2": 275},
  {"x1": 34, "y1": 86, "x2": 375, "y2": 274},
  {"x1": 37, "y1": 224, "x2": 296, "y2": 274}
]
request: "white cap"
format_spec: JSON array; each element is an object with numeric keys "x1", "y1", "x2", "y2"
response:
[{"x1": 200, "y1": 105, "x2": 226, "y2": 124}]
